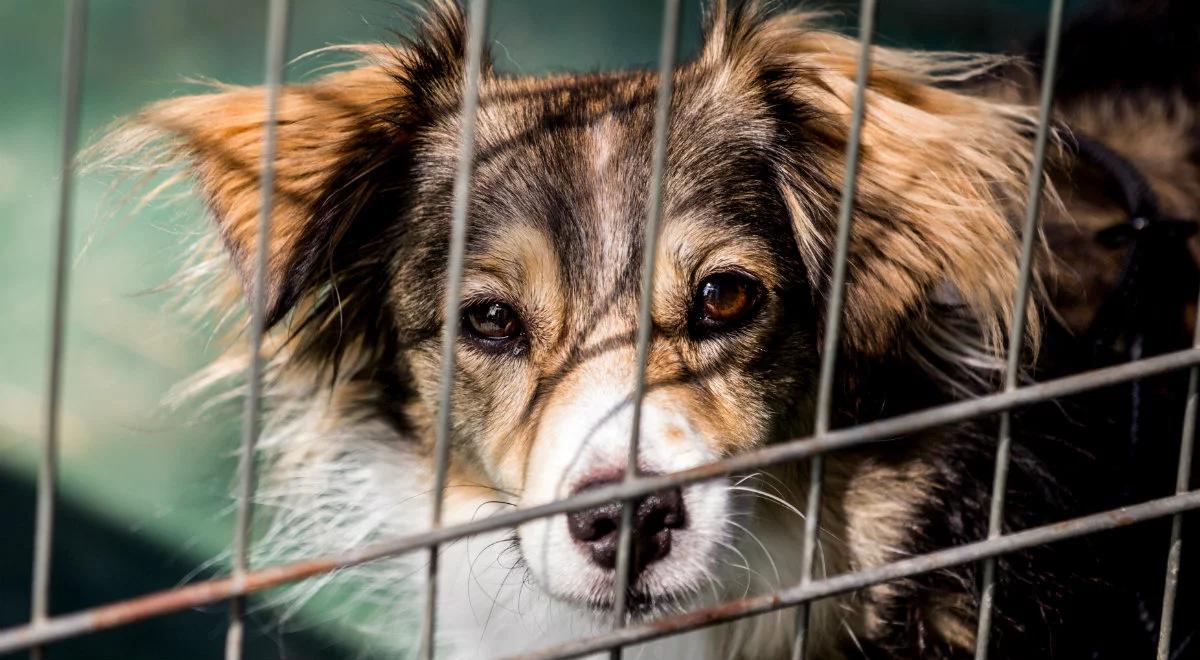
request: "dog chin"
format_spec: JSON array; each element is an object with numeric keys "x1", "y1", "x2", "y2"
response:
[
  {"x1": 552, "y1": 568, "x2": 708, "y2": 618},
  {"x1": 579, "y1": 591, "x2": 691, "y2": 618},
  {"x1": 516, "y1": 538, "x2": 704, "y2": 614}
]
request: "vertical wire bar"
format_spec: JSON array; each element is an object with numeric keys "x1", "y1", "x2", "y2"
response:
[
  {"x1": 609, "y1": 0, "x2": 681, "y2": 657},
  {"x1": 225, "y1": 1, "x2": 291, "y2": 658},
  {"x1": 30, "y1": 2, "x2": 87, "y2": 659},
  {"x1": 418, "y1": 1, "x2": 490, "y2": 658},
  {"x1": 790, "y1": 1, "x2": 876, "y2": 658},
  {"x1": 973, "y1": 1, "x2": 1064, "y2": 658},
  {"x1": 1156, "y1": 286, "x2": 1200, "y2": 659}
]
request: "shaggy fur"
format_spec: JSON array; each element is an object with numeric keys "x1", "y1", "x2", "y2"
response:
[{"x1": 91, "y1": 1, "x2": 1198, "y2": 658}]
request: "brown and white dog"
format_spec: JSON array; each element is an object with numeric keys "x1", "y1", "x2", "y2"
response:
[{"x1": 94, "y1": 1, "x2": 1199, "y2": 657}]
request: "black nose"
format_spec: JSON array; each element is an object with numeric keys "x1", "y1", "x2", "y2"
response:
[{"x1": 565, "y1": 477, "x2": 687, "y2": 576}]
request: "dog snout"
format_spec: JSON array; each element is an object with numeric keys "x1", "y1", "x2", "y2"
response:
[{"x1": 566, "y1": 476, "x2": 687, "y2": 576}]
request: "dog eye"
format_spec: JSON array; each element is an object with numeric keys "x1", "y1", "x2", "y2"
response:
[
  {"x1": 462, "y1": 301, "x2": 525, "y2": 345},
  {"x1": 691, "y1": 272, "x2": 763, "y2": 335}
]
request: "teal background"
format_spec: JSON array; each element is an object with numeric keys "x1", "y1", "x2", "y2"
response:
[{"x1": 0, "y1": 1, "x2": 1075, "y2": 658}]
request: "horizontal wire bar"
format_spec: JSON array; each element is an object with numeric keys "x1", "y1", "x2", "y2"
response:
[
  {"x1": 1, "y1": 345, "x2": 1199, "y2": 654},
  {"x1": 610, "y1": 0, "x2": 682, "y2": 650},
  {"x1": 419, "y1": 1, "x2": 491, "y2": 658},
  {"x1": 30, "y1": 3, "x2": 87, "y2": 659},
  {"x1": 974, "y1": 0, "x2": 1066, "y2": 657},
  {"x1": 225, "y1": 2, "x2": 291, "y2": 659},
  {"x1": 510, "y1": 488, "x2": 1200, "y2": 660}
]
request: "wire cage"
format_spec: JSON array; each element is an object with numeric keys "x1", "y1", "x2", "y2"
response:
[{"x1": 2, "y1": 0, "x2": 1196, "y2": 658}]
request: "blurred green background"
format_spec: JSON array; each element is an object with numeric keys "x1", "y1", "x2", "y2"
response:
[{"x1": 0, "y1": 1, "x2": 1076, "y2": 658}]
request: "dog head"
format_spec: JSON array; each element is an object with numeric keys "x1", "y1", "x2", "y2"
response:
[{"x1": 102, "y1": 1, "x2": 1045, "y2": 615}]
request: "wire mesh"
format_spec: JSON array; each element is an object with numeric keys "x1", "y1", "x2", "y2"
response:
[
  {"x1": 419, "y1": 2, "x2": 491, "y2": 657},
  {"x1": 224, "y1": 2, "x2": 291, "y2": 659},
  {"x1": 4, "y1": 345, "x2": 1198, "y2": 655},
  {"x1": 8, "y1": 0, "x2": 1196, "y2": 658},
  {"x1": 512, "y1": 488, "x2": 1200, "y2": 660},
  {"x1": 791, "y1": 1, "x2": 876, "y2": 656},
  {"x1": 973, "y1": 1, "x2": 1065, "y2": 657},
  {"x1": 29, "y1": 2, "x2": 87, "y2": 659},
  {"x1": 1158, "y1": 231, "x2": 1200, "y2": 659},
  {"x1": 609, "y1": 2, "x2": 682, "y2": 657}
]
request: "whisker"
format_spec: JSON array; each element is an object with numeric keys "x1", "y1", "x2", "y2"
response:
[
  {"x1": 725, "y1": 519, "x2": 782, "y2": 585},
  {"x1": 727, "y1": 484, "x2": 807, "y2": 521},
  {"x1": 710, "y1": 538, "x2": 762, "y2": 598},
  {"x1": 467, "y1": 535, "x2": 520, "y2": 621},
  {"x1": 481, "y1": 556, "x2": 523, "y2": 640}
]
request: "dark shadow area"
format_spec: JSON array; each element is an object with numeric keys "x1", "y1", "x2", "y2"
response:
[{"x1": 0, "y1": 467, "x2": 352, "y2": 660}]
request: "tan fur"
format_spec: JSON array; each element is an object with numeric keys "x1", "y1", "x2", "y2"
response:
[
  {"x1": 703, "y1": 10, "x2": 1051, "y2": 357},
  {"x1": 92, "y1": 54, "x2": 406, "y2": 321}
]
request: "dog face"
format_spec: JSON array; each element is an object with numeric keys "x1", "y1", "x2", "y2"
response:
[
  {"x1": 395, "y1": 69, "x2": 819, "y2": 609},
  {"x1": 105, "y1": 1, "x2": 1045, "y2": 618}
]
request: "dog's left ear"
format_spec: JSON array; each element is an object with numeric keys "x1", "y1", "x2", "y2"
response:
[{"x1": 706, "y1": 7, "x2": 1051, "y2": 357}]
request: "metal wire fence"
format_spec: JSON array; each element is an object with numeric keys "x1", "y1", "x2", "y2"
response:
[{"x1": 2, "y1": 0, "x2": 1196, "y2": 659}]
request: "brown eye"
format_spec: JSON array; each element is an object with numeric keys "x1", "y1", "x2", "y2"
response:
[
  {"x1": 691, "y1": 272, "x2": 763, "y2": 335},
  {"x1": 462, "y1": 301, "x2": 525, "y2": 347}
]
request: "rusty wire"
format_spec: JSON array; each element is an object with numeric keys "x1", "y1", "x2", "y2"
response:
[
  {"x1": 510, "y1": 489, "x2": 1200, "y2": 660},
  {"x1": 5, "y1": 346, "x2": 1200, "y2": 655}
]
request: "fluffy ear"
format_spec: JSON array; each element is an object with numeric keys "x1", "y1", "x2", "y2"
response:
[
  {"x1": 106, "y1": 59, "x2": 415, "y2": 326},
  {"x1": 91, "y1": 2, "x2": 474, "y2": 334},
  {"x1": 708, "y1": 7, "x2": 1051, "y2": 359}
]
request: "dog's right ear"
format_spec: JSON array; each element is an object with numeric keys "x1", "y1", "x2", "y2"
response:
[
  {"x1": 97, "y1": 0, "x2": 473, "y2": 328},
  {"x1": 112, "y1": 60, "x2": 415, "y2": 327}
]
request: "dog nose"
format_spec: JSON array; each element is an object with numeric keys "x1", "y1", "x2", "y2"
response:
[{"x1": 566, "y1": 477, "x2": 687, "y2": 576}]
